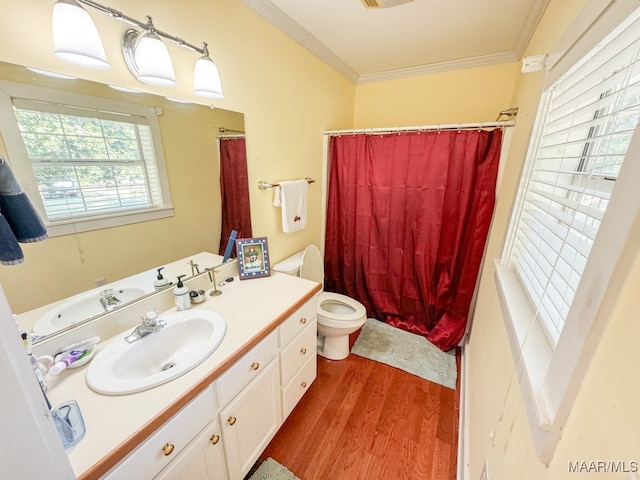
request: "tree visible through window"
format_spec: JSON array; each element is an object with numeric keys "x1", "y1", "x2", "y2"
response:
[{"x1": 14, "y1": 101, "x2": 163, "y2": 222}]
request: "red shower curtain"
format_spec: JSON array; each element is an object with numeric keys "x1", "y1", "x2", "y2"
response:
[
  {"x1": 324, "y1": 129, "x2": 502, "y2": 351},
  {"x1": 219, "y1": 138, "x2": 252, "y2": 255}
]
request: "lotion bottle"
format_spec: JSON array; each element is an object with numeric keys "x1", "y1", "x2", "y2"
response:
[
  {"x1": 154, "y1": 267, "x2": 170, "y2": 290},
  {"x1": 173, "y1": 275, "x2": 191, "y2": 311}
]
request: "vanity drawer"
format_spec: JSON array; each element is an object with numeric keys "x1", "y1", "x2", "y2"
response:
[
  {"x1": 281, "y1": 355, "x2": 316, "y2": 419},
  {"x1": 279, "y1": 317, "x2": 317, "y2": 386},
  {"x1": 103, "y1": 385, "x2": 216, "y2": 480},
  {"x1": 217, "y1": 330, "x2": 278, "y2": 406},
  {"x1": 278, "y1": 295, "x2": 318, "y2": 348}
]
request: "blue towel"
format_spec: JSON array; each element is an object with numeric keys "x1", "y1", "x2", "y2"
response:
[{"x1": 0, "y1": 156, "x2": 47, "y2": 265}]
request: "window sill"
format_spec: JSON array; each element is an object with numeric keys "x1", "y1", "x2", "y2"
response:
[
  {"x1": 45, "y1": 206, "x2": 174, "y2": 237},
  {"x1": 494, "y1": 260, "x2": 563, "y2": 464}
]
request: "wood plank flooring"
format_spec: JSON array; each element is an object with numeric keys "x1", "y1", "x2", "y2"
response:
[{"x1": 257, "y1": 334, "x2": 460, "y2": 480}]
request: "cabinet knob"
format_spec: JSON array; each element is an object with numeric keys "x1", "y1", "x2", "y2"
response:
[
  {"x1": 300, "y1": 347, "x2": 307, "y2": 355},
  {"x1": 300, "y1": 381, "x2": 307, "y2": 388},
  {"x1": 210, "y1": 434, "x2": 220, "y2": 445},
  {"x1": 227, "y1": 416, "x2": 237, "y2": 426},
  {"x1": 162, "y1": 443, "x2": 175, "y2": 456},
  {"x1": 251, "y1": 362, "x2": 260, "y2": 371},
  {"x1": 300, "y1": 317, "x2": 307, "y2": 325}
]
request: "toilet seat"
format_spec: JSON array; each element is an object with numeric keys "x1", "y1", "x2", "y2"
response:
[
  {"x1": 274, "y1": 244, "x2": 368, "y2": 360},
  {"x1": 318, "y1": 292, "x2": 366, "y2": 327}
]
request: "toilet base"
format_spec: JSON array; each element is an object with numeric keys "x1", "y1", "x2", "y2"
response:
[{"x1": 317, "y1": 334, "x2": 350, "y2": 360}]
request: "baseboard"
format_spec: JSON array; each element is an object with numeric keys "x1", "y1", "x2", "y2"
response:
[{"x1": 457, "y1": 340, "x2": 470, "y2": 479}]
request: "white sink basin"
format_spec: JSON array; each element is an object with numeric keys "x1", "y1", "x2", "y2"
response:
[
  {"x1": 32, "y1": 284, "x2": 153, "y2": 335},
  {"x1": 86, "y1": 310, "x2": 226, "y2": 395}
]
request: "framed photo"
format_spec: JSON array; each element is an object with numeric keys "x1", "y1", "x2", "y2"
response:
[{"x1": 236, "y1": 237, "x2": 271, "y2": 280}]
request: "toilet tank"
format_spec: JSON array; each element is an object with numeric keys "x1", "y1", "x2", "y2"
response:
[{"x1": 272, "y1": 251, "x2": 305, "y2": 277}]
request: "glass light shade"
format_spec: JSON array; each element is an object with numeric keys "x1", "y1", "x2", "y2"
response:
[
  {"x1": 134, "y1": 31, "x2": 177, "y2": 87},
  {"x1": 52, "y1": 0, "x2": 110, "y2": 70},
  {"x1": 193, "y1": 55, "x2": 224, "y2": 99}
]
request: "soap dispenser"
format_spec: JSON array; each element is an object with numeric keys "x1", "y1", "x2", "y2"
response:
[
  {"x1": 173, "y1": 275, "x2": 191, "y2": 311},
  {"x1": 154, "y1": 267, "x2": 170, "y2": 290}
]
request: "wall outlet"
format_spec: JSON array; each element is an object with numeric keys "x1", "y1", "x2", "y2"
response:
[
  {"x1": 480, "y1": 460, "x2": 489, "y2": 480},
  {"x1": 94, "y1": 277, "x2": 107, "y2": 287}
]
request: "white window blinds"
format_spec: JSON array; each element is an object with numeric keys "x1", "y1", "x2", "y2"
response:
[
  {"x1": 507, "y1": 9, "x2": 640, "y2": 346},
  {"x1": 12, "y1": 98, "x2": 164, "y2": 222}
]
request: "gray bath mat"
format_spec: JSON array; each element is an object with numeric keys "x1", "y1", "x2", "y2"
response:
[
  {"x1": 248, "y1": 458, "x2": 300, "y2": 480},
  {"x1": 351, "y1": 318, "x2": 457, "y2": 389}
]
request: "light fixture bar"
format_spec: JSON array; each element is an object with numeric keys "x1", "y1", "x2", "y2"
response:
[{"x1": 73, "y1": 0, "x2": 207, "y2": 55}]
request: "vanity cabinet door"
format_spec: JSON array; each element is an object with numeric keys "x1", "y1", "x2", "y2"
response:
[
  {"x1": 103, "y1": 386, "x2": 216, "y2": 480},
  {"x1": 155, "y1": 420, "x2": 227, "y2": 480},
  {"x1": 219, "y1": 359, "x2": 282, "y2": 480}
]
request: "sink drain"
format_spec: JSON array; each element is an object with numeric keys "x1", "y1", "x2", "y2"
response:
[{"x1": 161, "y1": 362, "x2": 176, "y2": 371}]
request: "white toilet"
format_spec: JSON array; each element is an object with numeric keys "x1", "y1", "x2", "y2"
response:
[{"x1": 273, "y1": 245, "x2": 366, "y2": 360}]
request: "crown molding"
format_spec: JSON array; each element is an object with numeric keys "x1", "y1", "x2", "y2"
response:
[
  {"x1": 244, "y1": 0, "x2": 521, "y2": 85},
  {"x1": 242, "y1": 0, "x2": 360, "y2": 83},
  {"x1": 357, "y1": 52, "x2": 519, "y2": 84}
]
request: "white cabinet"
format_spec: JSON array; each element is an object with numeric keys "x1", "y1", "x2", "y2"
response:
[
  {"x1": 216, "y1": 330, "x2": 282, "y2": 480},
  {"x1": 278, "y1": 296, "x2": 318, "y2": 419},
  {"x1": 219, "y1": 359, "x2": 281, "y2": 479},
  {"x1": 103, "y1": 386, "x2": 217, "y2": 480},
  {"x1": 155, "y1": 420, "x2": 227, "y2": 480}
]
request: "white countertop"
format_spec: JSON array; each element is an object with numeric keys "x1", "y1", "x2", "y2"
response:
[{"x1": 45, "y1": 271, "x2": 321, "y2": 479}]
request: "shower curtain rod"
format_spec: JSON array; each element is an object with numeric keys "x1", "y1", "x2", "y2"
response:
[
  {"x1": 323, "y1": 120, "x2": 515, "y2": 136},
  {"x1": 217, "y1": 134, "x2": 245, "y2": 139}
]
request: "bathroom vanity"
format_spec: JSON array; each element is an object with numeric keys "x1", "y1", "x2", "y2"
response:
[{"x1": 43, "y1": 268, "x2": 321, "y2": 480}]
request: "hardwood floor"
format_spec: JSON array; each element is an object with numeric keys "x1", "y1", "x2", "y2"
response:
[{"x1": 258, "y1": 335, "x2": 460, "y2": 480}]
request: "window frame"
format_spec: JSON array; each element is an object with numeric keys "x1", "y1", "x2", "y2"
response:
[
  {"x1": 0, "y1": 80, "x2": 173, "y2": 236},
  {"x1": 495, "y1": 0, "x2": 640, "y2": 463}
]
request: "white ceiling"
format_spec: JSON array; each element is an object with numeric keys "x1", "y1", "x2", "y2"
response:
[{"x1": 243, "y1": 0, "x2": 550, "y2": 83}]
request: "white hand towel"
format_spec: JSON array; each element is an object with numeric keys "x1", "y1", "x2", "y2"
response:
[{"x1": 273, "y1": 180, "x2": 308, "y2": 234}]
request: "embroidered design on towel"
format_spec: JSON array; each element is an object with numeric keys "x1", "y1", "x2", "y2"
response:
[
  {"x1": 0, "y1": 156, "x2": 47, "y2": 265},
  {"x1": 273, "y1": 180, "x2": 308, "y2": 234}
]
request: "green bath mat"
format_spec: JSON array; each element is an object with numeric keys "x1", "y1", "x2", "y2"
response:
[
  {"x1": 248, "y1": 458, "x2": 300, "y2": 480},
  {"x1": 351, "y1": 318, "x2": 457, "y2": 389}
]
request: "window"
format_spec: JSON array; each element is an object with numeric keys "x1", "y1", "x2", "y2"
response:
[
  {"x1": 505, "y1": 9, "x2": 640, "y2": 346},
  {"x1": 495, "y1": 2, "x2": 640, "y2": 463},
  {"x1": 0, "y1": 82, "x2": 173, "y2": 236}
]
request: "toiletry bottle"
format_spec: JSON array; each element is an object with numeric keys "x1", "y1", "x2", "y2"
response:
[
  {"x1": 22, "y1": 331, "x2": 48, "y2": 392},
  {"x1": 173, "y1": 275, "x2": 191, "y2": 311},
  {"x1": 154, "y1": 267, "x2": 170, "y2": 290},
  {"x1": 49, "y1": 349, "x2": 90, "y2": 376}
]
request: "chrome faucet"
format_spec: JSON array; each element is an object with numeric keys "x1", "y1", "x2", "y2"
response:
[
  {"x1": 125, "y1": 310, "x2": 167, "y2": 343},
  {"x1": 189, "y1": 260, "x2": 200, "y2": 276},
  {"x1": 99, "y1": 288, "x2": 121, "y2": 312}
]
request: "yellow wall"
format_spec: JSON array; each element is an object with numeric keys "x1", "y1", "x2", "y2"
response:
[
  {"x1": 464, "y1": 0, "x2": 640, "y2": 479},
  {"x1": 0, "y1": 0, "x2": 355, "y2": 312},
  {"x1": 354, "y1": 62, "x2": 519, "y2": 128}
]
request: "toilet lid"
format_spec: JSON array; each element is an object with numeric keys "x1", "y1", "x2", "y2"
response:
[{"x1": 300, "y1": 244, "x2": 324, "y2": 284}]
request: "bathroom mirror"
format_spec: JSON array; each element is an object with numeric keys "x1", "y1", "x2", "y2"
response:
[{"x1": 0, "y1": 61, "x2": 250, "y2": 341}]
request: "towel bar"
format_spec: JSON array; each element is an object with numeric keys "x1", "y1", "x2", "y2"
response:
[{"x1": 258, "y1": 177, "x2": 315, "y2": 190}]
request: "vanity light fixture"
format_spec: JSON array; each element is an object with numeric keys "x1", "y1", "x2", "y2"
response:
[
  {"x1": 122, "y1": 17, "x2": 176, "y2": 87},
  {"x1": 26, "y1": 67, "x2": 77, "y2": 80},
  {"x1": 108, "y1": 85, "x2": 141, "y2": 93},
  {"x1": 50, "y1": 0, "x2": 224, "y2": 98},
  {"x1": 52, "y1": 0, "x2": 110, "y2": 70},
  {"x1": 193, "y1": 43, "x2": 224, "y2": 100}
]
